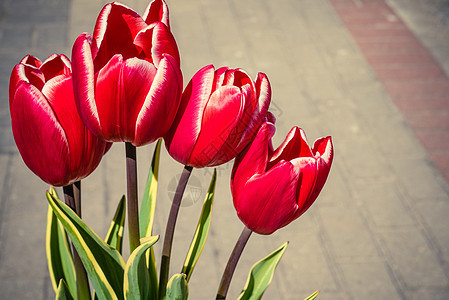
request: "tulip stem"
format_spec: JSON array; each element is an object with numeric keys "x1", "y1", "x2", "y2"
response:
[
  {"x1": 159, "y1": 165, "x2": 193, "y2": 299},
  {"x1": 126, "y1": 142, "x2": 140, "y2": 253},
  {"x1": 216, "y1": 226, "x2": 253, "y2": 299},
  {"x1": 63, "y1": 183, "x2": 91, "y2": 300}
]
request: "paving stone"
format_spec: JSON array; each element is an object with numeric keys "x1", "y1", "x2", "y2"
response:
[
  {"x1": 377, "y1": 228, "x2": 449, "y2": 288},
  {"x1": 339, "y1": 261, "x2": 403, "y2": 299}
]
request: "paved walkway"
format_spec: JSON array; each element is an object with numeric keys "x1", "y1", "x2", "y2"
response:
[{"x1": 1, "y1": 0, "x2": 449, "y2": 299}]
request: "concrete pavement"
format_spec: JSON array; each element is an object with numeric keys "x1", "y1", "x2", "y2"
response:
[{"x1": 1, "y1": 0, "x2": 449, "y2": 299}]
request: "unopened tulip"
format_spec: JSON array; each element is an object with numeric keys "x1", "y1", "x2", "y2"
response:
[
  {"x1": 72, "y1": 0, "x2": 182, "y2": 146},
  {"x1": 231, "y1": 122, "x2": 333, "y2": 234},
  {"x1": 165, "y1": 65, "x2": 271, "y2": 167},
  {"x1": 10, "y1": 54, "x2": 109, "y2": 186}
]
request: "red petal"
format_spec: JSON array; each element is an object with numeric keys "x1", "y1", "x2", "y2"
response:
[
  {"x1": 40, "y1": 54, "x2": 71, "y2": 81},
  {"x1": 94, "y1": 54, "x2": 123, "y2": 141},
  {"x1": 11, "y1": 82, "x2": 70, "y2": 186},
  {"x1": 165, "y1": 65, "x2": 215, "y2": 165},
  {"x1": 268, "y1": 127, "x2": 314, "y2": 169},
  {"x1": 211, "y1": 67, "x2": 229, "y2": 93},
  {"x1": 135, "y1": 55, "x2": 182, "y2": 146},
  {"x1": 71, "y1": 33, "x2": 102, "y2": 136},
  {"x1": 93, "y1": 2, "x2": 146, "y2": 69},
  {"x1": 9, "y1": 64, "x2": 45, "y2": 108},
  {"x1": 41, "y1": 75, "x2": 87, "y2": 177},
  {"x1": 231, "y1": 122, "x2": 275, "y2": 197},
  {"x1": 20, "y1": 55, "x2": 42, "y2": 68},
  {"x1": 233, "y1": 161, "x2": 298, "y2": 235},
  {"x1": 308, "y1": 136, "x2": 333, "y2": 204},
  {"x1": 287, "y1": 157, "x2": 318, "y2": 223},
  {"x1": 234, "y1": 72, "x2": 271, "y2": 152},
  {"x1": 134, "y1": 22, "x2": 180, "y2": 67},
  {"x1": 120, "y1": 57, "x2": 158, "y2": 143},
  {"x1": 142, "y1": 0, "x2": 170, "y2": 28},
  {"x1": 189, "y1": 85, "x2": 243, "y2": 167}
]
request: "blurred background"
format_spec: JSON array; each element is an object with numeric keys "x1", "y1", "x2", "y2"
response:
[{"x1": 1, "y1": 0, "x2": 449, "y2": 299}]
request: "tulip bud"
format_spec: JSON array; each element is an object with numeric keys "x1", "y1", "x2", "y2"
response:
[
  {"x1": 231, "y1": 122, "x2": 333, "y2": 234},
  {"x1": 165, "y1": 65, "x2": 272, "y2": 167},
  {"x1": 10, "y1": 54, "x2": 109, "y2": 186}
]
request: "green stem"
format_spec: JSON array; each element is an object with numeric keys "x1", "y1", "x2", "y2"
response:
[
  {"x1": 63, "y1": 182, "x2": 91, "y2": 300},
  {"x1": 216, "y1": 226, "x2": 253, "y2": 299},
  {"x1": 126, "y1": 142, "x2": 140, "y2": 253},
  {"x1": 159, "y1": 165, "x2": 193, "y2": 299}
]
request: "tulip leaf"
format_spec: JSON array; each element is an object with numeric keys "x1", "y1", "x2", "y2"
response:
[
  {"x1": 55, "y1": 279, "x2": 74, "y2": 300},
  {"x1": 181, "y1": 169, "x2": 216, "y2": 281},
  {"x1": 138, "y1": 139, "x2": 162, "y2": 300},
  {"x1": 165, "y1": 274, "x2": 189, "y2": 300},
  {"x1": 105, "y1": 196, "x2": 126, "y2": 254},
  {"x1": 47, "y1": 191, "x2": 126, "y2": 300},
  {"x1": 140, "y1": 138, "x2": 162, "y2": 238},
  {"x1": 46, "y1": 188, "x2": 76, "y2": 298},
  {"x1": 304, "y1": 290, "x2": 319, "y2": 300},
  {"x1": 237, "y1": 242, "x2": 289, "y2": 300},
  {"x1": 124, "y1": 235, "x2": 160, "y2": 300}
]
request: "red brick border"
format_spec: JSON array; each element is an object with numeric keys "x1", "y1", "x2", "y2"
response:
[{"x1": 330, "y1": 0, "x2": 449, "y2": 183}]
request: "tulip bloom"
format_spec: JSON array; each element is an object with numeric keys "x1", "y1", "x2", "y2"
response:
[
  {"x1": 165, "y1": 65, "x2": 271, "y2": 167},
  {"x1": 231, "y1": 122, "x2": 333, "y2": 235},
  {"x1": 72, "y1": 0, "x2": 182, "y2": 146},
  {"x1": 9, "y1": 54, "x2": 109, "y2": 186}
]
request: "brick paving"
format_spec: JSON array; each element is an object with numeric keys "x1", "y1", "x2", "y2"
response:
[
  {"x1": 329, "y1": 0, "x2": 449, "y2": 184},
  {"x1": 1, "y1": 0, "x2": 449, "y2": 299}
]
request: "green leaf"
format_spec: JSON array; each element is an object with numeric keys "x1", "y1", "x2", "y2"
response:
[
  {"x1": 140, "y1": 139, "x2": 162, "y2": 238},
  {"x1": 138, "y1": 139, "x2": 162, "y2": 300},
  {"x1": 46, "y1": 188, "x2": 76, "y2": 297},
  {"x1": 55, "y1": 279, "x2": 74, "y2": 300},
  {"x1": 237, "y1": 242, "x2": 289, "y2": 300},
  {"x1": 47, "y1": 191, "x2": 126, "y2": 300},
  {"x1": 304, "y1": 290, "x2": 319, "y2": 300},
  {"x1": 124, "y1": 236, "x2": 160, "y2": 300},
  {"x1": 181, "y1": 169, "x2": 216, "y2": 281},
  {"x1": 164, "y1": 274, "x2": 188, "y2": 300},
  {"x1": 105, "y1": 196, "x2": 126, "y2": 253}
]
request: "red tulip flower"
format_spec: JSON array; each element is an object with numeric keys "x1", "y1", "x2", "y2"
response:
[
  {"x1": 9, "y1": 54, "x2": 109, "y2": 187},
  {"x1": 165, "y1": 65, "x2": 271, "y2": 167},
  {"x1": 231, "y1": 122, "x2": 333, "y2": 235},
  {"x1": 72, "y1": 0, "x2": 182, "y2": 146}
]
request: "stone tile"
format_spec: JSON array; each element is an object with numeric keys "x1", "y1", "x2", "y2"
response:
[
  {"x1": 391, "y1": 157, "x2": 448, "y2": 200},
  {"x1": 318, "y1": 205, "x2": 381, "y2": 260},
  {"x1": 339, "y1": 261, "x2": 402, "y2": 299},
  {"x1": 377, "y1": 228, "x2": 449, "y2": 288},
  {"x1": 352, "y1": 181, "x2": 417, "y2": 227},
  {"x1": 415, "y1": 199, "x2": 449, "y2": 255}
]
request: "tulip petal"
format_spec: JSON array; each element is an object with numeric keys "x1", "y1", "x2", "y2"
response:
[
  {"x1": 189, "y1": 85, "x2": 243, "y2": 167},
  {"x1": 234, "y1": 161, "x2": 299, "y2": 235},
  {"x1": 288, "y1": 157, "x2": 319, "y2": 223},
  {"x1": 40, "y1": 54, "x2": 71, "y2": 81},
  {"x1": 71, "y1": 33, "x2": 102, "y2": 136},
  {"x1": 231, "y1": 122, "x2": 275, "y2": 197},
  {"x1": 269, "y1": 127, "x2": 314, "y2": 169},
  {"x1": 212, "y1": 67, "x2": 229, "y2": 93},
  {"x1": 9, "y1": 63, "x2": 45, "y2": 108},
  {"x1": 234, "y1": 72, "x2": 271, "y2": 152},
  {"x1": 94, "y1": 54, "x2": 123, "y2": 141},
  {"x1": 11, "y1": 82, "x2": 70, "y2": 186},
  {"x1": 42, "y1": 75, "x2": 84, "y2": 177},
  {"x1": 20, "y1": 55, "x2": 42, "y2": 68},
  {"x1": 41, "y1": 75, "x2": 104, "y2": 181},
  {"x1": 135, "y1": 55, "x2": 181, "y2": 146},
  {"x1": 93, "y1": 2, "x2": 146, "y2": 69},
  {"x1": 142, "y1": 0, "x2": 170, "y2": 28},
  {"x1": 309, "y1": 137, "x2": 333, "y2": 204},
  {"x1": 134, "y1": 23, "x2": 180, "y2": 67},
  {"x1": 165, "y1": 65, "x2": 215, "y2": 165}
]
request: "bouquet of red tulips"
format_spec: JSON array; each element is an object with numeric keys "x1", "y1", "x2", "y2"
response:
[{"x1": 9, "y1": 1, "x2": 333, "y2": 299}]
